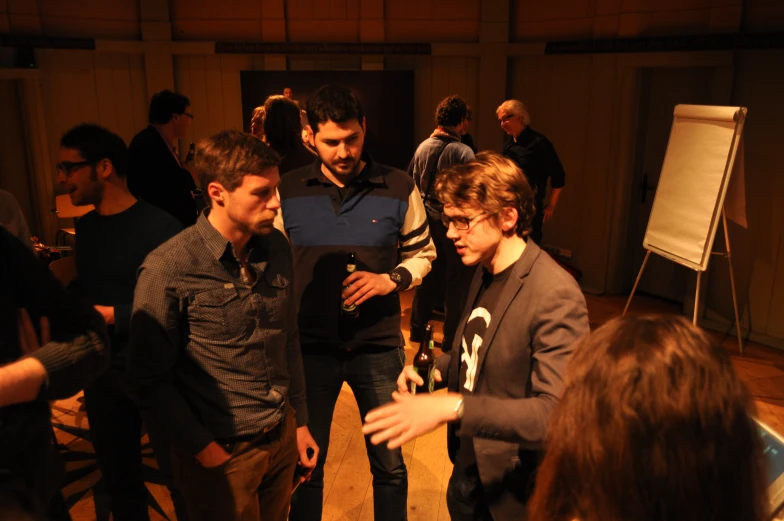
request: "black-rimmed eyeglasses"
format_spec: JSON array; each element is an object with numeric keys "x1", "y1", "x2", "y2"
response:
[
  {"x1": 441, "y1": 212, "x2": 488, "y2": 231},
  {"x1": 56, "y1": 160, "x2": 94, "y2": 176}
]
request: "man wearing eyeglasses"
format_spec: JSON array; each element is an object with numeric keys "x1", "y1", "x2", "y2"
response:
[
  {"x1": 497, "y1": 100, "x2": 565, "y2": 245},
  {"x1": 57, "y1": 124, "x2": 184, "y2": 521},
  {"x1": 363, "y1": 152, "x2": 588, "y2": 521},
  {"x1": 128, "y1": 89, "x2": 198, "y2": 228}
]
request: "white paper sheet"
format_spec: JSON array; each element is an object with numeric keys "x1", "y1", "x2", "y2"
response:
[{"x1": 643, "y1": 104, "x2": 745, "y2": 270}]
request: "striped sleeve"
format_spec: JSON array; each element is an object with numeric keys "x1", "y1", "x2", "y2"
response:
[{"x1": 396, "y1": 187, "x2": 436, "y2": 290}]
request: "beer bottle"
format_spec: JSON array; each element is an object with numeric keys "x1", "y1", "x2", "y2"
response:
[
  {"x1": 185, "y1": 142, "x2": 195, "y2": 163},
  {"x1": 410, "y1": 324, "x2": 435, "y2": 394},
  {"x1": 341, "y1": 252, "x2": 359, "y2": 318}
]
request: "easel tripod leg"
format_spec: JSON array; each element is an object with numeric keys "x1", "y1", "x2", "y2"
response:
[
  {"x1": 694, "y1": 270, "x2": 701, "y2": 326},
  {"x1": 722, "y1": 210, "x2": 744, "y2": 353},
  {"x1": 623, "y1": 250, "x2": 651, "y2": 317}
]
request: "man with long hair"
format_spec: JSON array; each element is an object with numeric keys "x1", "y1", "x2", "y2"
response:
[{"x1": 364, "y1": 151, "x2": 588, "y2": 520}]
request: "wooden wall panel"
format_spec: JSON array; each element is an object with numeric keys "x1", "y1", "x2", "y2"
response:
[
  {"x1": 204, "y1": 55, "x2": 226, "y2": 133},
  {"x1": 41, "y1": 50, "x2": 100, "y2": 172},
  {"x1": 385, "y1": 20, "x2": 480, "y2": 42},
  {"x1": 128, "y1": 54, "x2": 149, "y2": 132},
  {"x1": 287, "y1": 0, "x2": 315, "y2": 19},
  {"x1": 0, "y1": 80, "x2": 35, "y2": 229},
  {"x1": 287, "y1": 20, "x2": 359, "y2": 41},
  {"x1": 510, "y1": 0, "x2": 744, "y2": 40},
  {"x1": 38, "y1": 50, "x2": 148, "y2": 189},
  {"x1": 708, "y1": 50, "x2": 784, "y2": 341},
  {"x1": 110, "y1": 56, "x2": 137, "y2": 144},
  {"x1": 94, "y1": 54, "x2": 121, "y2": 135},
  {"x1": 507, "y1": 54, "x2": 616, "y2": 292},
  {"x1": 221, "y1": 55, "x2": 250, "y2": 131}
]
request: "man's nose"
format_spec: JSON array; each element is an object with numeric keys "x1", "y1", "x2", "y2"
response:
[{"x1": 336, "y1": 142, "x2": 350, "y2": 158}]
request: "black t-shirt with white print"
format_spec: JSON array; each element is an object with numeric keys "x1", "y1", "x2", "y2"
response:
[{"x1": 450, "y1": 263, "x2": 514, "y2": 516}]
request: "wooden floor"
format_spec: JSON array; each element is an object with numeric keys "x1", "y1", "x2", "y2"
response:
[{"x1": 56, "y1": 290, "x2": 784, "y2": 521}]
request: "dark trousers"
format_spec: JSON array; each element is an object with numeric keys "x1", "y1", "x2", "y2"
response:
[
  {"x1": 85, "y1": 367, "x2": 188, "y2": 521},
  {"x1": 289, "y1": 345, "x2": 408, "y2": 521},
  {"x1": 410, "y1": 212, "x2": 475, "y2": 351},
  {"x1": 530, "y1": 201, "x2": 544, "y2": 245},
  {"x1": 0, "y1": 425, "x2": 68, "y2": 521},
  {"x1": 171, "y1": 410, "x2": 298, "y2": 521},
  {"x1": 446, "y1": 470, "x2": 493, "y2": 521}
]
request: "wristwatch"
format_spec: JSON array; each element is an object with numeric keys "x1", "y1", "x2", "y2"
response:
[
  {"x1": 453, "y1": 397, "x2": 465, "y2": 421},
  {"x1": 388, "y1": 270, "x2": 405, "y2": 292}
]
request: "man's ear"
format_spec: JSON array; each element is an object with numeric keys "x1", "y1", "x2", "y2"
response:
[
  {"x1": 501, "y1": 207, "x2": 519, "y2": 234},
  {"x1": 306, "y1": 125, "x2": 315, "y2": 147},
  {"x1": 207, "y1": 181, "x2": 226, "y2": 207},
  {"x1": 96, "y1": 158, "x2": 113, "y2": 180},
  {"x1": 361, "y1": 116, "x2": 367, "y2": 134}
]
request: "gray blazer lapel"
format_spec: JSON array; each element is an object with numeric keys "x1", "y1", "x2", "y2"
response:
[{"x1": 473, "y1": 241, "x2": 542, "y2": 389}]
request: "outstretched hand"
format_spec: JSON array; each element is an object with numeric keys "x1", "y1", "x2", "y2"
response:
[{"x1": 362, "y1": 391, "x2": 462, "y2": 449}]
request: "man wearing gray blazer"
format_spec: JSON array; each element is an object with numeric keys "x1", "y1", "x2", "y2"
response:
[{"x1": 363, "y1": 151, "x2": 589, "y2": 521}]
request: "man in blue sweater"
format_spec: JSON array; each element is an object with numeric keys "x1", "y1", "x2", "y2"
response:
[
  {"x1": 281, "y1": 85, "x2": 436, "y2": 521},
  {"x1": 57, "y1": 124, "x2": 183, "y2": 521},
  {"x1": 408, "y1": 95, "x2": 476, "y2": 352}
]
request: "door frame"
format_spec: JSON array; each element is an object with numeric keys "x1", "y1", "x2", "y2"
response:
[{"x1": 603, "y1": 51, "x2": 736, "y2": 303}]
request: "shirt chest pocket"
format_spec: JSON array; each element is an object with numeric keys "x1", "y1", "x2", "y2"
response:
[
  {"x1": 191, "y1": 287, "x2": 253, "y2": 341},
  {"x1": 257, "y1": 271, "x2": 289, "y2": 327}
]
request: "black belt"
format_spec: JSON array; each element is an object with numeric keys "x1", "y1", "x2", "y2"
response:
[{"x1": 216, "y1": 419, "x2": 282, "y2": 445}]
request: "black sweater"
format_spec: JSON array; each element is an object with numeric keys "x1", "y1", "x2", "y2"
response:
[{"x1": 71, "y1": 200, "x2": 181, "y2": 367}]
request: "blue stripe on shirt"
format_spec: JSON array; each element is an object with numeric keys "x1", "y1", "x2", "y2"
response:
[{"x1": 282, "y1": 194, "x2": 408, "y2": 248}]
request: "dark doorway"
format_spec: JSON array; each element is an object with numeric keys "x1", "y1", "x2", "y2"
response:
[
  {"x1": 240, "y1": 71, "x2": 415, "y2": 171},
  {"x1": 625, "y1": 67, "x2": 729, "y2": 303}
]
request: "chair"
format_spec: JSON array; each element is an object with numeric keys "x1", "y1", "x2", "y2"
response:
[
  {"x1": 53, "y1": 194, "x2": 93, "y2": 245},
  {"x1": 49, "y1": 255, "x2": 77, "y2": 287}
]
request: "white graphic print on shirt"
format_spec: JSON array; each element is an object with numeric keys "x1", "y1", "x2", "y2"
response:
[{"x1": 461, "y1": 307, "x2": 491, "y2": 392}]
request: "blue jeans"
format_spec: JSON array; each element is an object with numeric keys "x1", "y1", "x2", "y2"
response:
[{"x1": 289, "y1": 345, "x2": 408, "y2": 521}]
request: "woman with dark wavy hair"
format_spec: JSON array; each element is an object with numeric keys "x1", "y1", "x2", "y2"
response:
[
  {"x1": 528, "y1": 315, "x2": 767, "y2": 521},
  {"x1": 262, "y1": 95, "x2": 316, "y2": 175}
]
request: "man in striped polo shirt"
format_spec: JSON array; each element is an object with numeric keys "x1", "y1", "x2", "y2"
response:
[{"x1": 281, "y1": 85, "x2": 435, "y2": 521}]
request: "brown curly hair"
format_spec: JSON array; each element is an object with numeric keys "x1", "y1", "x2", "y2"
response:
[
  {"x1": 434, "y1": 151, "x2": 536, "y2": 238},
  {"x1": 434, "y1": 94, "x2": 468, "y2": 128}
]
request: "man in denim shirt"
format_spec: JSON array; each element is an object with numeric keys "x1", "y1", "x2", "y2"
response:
[{"x1": 128, "y1": 131, "x2": 317, "y2": 521}]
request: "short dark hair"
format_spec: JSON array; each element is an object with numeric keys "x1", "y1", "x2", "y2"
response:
[
  {"x1": 306, "y1": 84, "x2": 364, "y2": 135},
  {"x1": 263, "y1": 95, "x2": 303, "y2": 153},
  {"x1": 148, "y1": 90, "x2": 190, "y2": 125},
  {"x1": 435, "y1": 95, "x2": 468, "y2": 127},
  {"x1": 194, "y1": 130, "x2": 280, "y2": 207},
  {"x1": 60, "y1": 123, "x2": 129, "y2": 179},
  {"x1": 528, "y1": 315, "x2": 767, "y2": 521}
]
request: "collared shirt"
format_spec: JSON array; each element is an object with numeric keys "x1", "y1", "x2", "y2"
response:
[
  {"x1": 154, "y1": 125, "x2": 182, "y2": 167},
  {"x1": 277, "y1": 156, "x2": 435, "y2": 349},
  {"x1": 127, "y1": 211, "x2": 307, "y2": 456},
  {"x1": 503, "y1": 126, "x2": 566, "y2": 203},
  {"x1": 408, "y1": 128, "x2": 475, "y2": 204}
]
